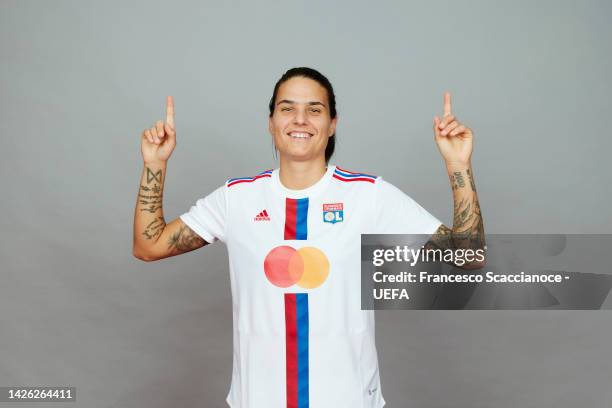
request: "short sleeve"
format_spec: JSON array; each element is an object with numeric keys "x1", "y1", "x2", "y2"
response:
[
  {"x1": 179, "y1": 184, "x2": 227, "y2": 244},
  {"x1": 374, "y1": 177, "x2": 442, "y2": 236}
]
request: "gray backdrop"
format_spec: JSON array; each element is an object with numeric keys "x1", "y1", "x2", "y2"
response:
[{"x1": 1, "y1": 0, "x2": 611, "y2": 407}]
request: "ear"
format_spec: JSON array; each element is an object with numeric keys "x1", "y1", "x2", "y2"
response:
[
  {"x1": 268, "y1": 116, "x2": 274, "y2": 136},
  {"x1": 329, "y1": 116, "x2": 338, "y2": 137}
]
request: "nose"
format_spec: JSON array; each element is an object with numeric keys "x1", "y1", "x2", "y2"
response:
[{"x1": 293, "y1": 106, "x2": 308, "y2": 125}]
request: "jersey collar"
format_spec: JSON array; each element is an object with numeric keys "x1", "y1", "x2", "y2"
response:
[{"x1": 271, "y1": 164, "x2": 336, "y2": 199}]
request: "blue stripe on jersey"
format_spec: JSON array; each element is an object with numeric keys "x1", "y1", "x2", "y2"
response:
[
  {"x1": 227, "y1": 176, "x2": 257, "y2": 182},
  {"x1": 296, "y1": 293, "x2": 309, "y2": 408},
  {"x1": 227, "y1": 170, "x2": 273, "y2": 183},
  {"x1": 295, "y1": 198, "x2": 309, "y2": 240},
  {"x1": 334, "y1": 168, "x2": 376, "y2": 179}
]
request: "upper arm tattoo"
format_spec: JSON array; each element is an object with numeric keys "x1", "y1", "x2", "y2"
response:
[
  {"x1": 167, "y1": 224, "x2": 208, "y2": 253},
  {"x1": 427, "y1": 223, "x2": 454, "y2": 251}
]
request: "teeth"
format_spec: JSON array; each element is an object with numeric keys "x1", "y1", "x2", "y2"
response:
[{"x1": 289, "y1": 132, "x2": 311, "y2": 138}]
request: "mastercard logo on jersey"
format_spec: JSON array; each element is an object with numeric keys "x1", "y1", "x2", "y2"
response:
[
  {"x1": 264, "y1": 246, "x2": 330, "y2": 289},
  {"x1": 322, "y1": 202, "x2": 343, "y2": 224}
]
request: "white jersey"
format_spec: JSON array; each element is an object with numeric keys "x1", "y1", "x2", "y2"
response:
[{"x1": 180, "y1": 164, "x2": 442, "y2": 408}]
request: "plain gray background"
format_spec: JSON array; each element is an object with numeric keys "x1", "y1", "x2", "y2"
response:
[{"x1": 1, "y1": 0, "x2": 611, "y2": 407}]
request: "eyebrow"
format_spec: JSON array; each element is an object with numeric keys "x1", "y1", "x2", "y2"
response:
[{"x1": 276, "y1": 99, "x2": 327, "y2": 108}]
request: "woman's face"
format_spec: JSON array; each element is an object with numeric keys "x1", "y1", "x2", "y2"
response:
[{"x1": 269, "y1": 76, "x2": 337, "y2": 163}]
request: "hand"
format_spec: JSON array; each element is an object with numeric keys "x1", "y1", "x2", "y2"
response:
[
  {"x1": 141, "y1": 96, "x2": 177, "y2": 164},
  {"x1": 433, "y1": 92, "x2": 473, "y2": 166}
]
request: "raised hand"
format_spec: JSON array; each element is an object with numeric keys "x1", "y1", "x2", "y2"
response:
[
  {"x1": 141, "y1": 96, "x2": 177, "y2": 164},
  {"x1": 433, "y1": 92, "x2": 473, "y2": 166}
]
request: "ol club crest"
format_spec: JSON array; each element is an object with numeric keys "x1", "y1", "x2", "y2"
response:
[{"x1": 323, "y1": 202, "x2": 344, "y2": 224}]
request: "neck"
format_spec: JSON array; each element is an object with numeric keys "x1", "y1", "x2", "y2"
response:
[{"x1": 279, "y1": 157, "x2": 328, "y2": 190}]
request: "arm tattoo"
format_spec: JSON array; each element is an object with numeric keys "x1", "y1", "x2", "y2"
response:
[
  {"x1": 426, "y1": 168, "x2": 485, "y2": 267},
  {"x1": 137, "y1": 167, "x2": 166, "y2": 237},
  {"x1": 146, "y1": 167, "x2": 162, "y2": 183},
  {"x1": 140, "y1": 204, "x2": 162, "y2": 213},
  {"x1": 142, "y1": 216, "x2": 165, "y2": 240},
  {"x1": 451, "y1": 171, "x2": 466, "y2": 190},
  {"x1": 140, "y1": 184, "x2": 161, "y2": 194},
  {"x1": 466, "y1": 168, "x2": 477, "y2": 192},
  {"x1": 449, "y1": 196, "x2": 485, "y2": 250},
  {"x1": 168, "y1": 225, "x2": 207, "y2": 252},
  {"x1": 138, "y1": 180, "x2": 163, "y2": 213},
  {"x1": 428, "y1": 223, "x2": 453, "y2": 250}
]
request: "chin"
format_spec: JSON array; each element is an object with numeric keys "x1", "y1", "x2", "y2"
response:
[{"x1": 279, "y1": 149, "x2": 319, "y2": 162}]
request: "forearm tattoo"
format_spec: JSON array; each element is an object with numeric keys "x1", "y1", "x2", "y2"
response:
[
  {"x1": 427, "y1": 168, "x2": 485, "y2": 257},
  {"x1": 146, "y1": 167, "x2": 162, "y2": 183},
  {"x1": 138, "y1": 166, "x2": 163, "y2": 213},
  {"x1": 451, "y1": 171, "x2": 465, "y2": 189},
  {"x1": 466, "y1": 168, "x2": 477, "y2": 192},
  {"x1": 168, "y1": 225, "x2": 206, "y2": 252},
  {"x1": 138, "y1": 185, "x2": 163, "y2": 213},
  {"x1": 138, "y1": 166, "x2": 166, "y2": 239},
  {"x1": 142, "y1": 216, "x2": 165, "y2": 240}
]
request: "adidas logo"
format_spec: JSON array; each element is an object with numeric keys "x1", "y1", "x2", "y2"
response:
[{"x1": 254, "y1": 209, "x2": 270, "y2": 221}]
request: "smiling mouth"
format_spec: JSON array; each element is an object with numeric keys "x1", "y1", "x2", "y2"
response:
[{"x1": 287, "y1": 131, "x2": 313, "y2": 139}]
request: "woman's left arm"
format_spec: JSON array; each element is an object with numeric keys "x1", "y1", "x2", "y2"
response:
[{"x1": 426, "y1": 92, "x2": 486, "y2": 270}]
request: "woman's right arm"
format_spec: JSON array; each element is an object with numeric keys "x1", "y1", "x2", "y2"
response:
[{"x1": 132, "y1": 96, "x2": 208, "y2": 262}]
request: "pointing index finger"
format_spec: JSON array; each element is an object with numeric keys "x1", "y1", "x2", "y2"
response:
[
  {"x1": 443, "y1": 92, "x2": 452, "y2": 117},
  {"x1": 166, "y1": 95, "x2": 174, "y2": 127}
]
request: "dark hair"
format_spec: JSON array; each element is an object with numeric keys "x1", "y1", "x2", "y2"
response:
[{"x1": 268, "y1": 67, "x2": 337, "y2": 163}]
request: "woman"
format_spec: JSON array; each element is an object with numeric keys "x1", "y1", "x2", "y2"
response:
[{"x1": 133, "y1": 67, "x2": 485, "y2": 407}]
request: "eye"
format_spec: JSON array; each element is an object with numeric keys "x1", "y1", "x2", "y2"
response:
[
  {"x1": 281, "y1": 107, "x2": 293, "y2": 112},
  {"x1": 309, "y1": 108, "x2": 322, "y2": 113}
]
